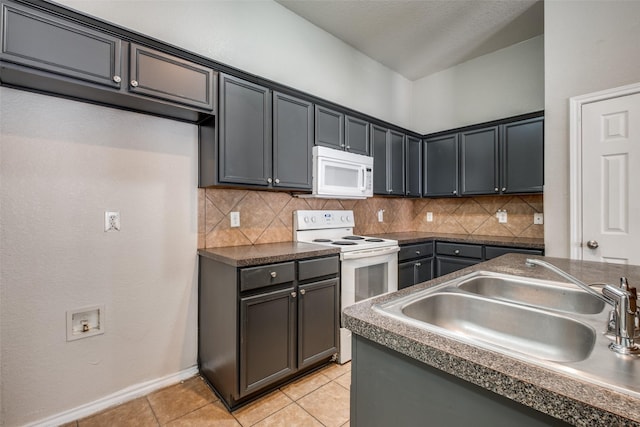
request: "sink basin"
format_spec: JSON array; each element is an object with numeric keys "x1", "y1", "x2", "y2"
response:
[
  {"x1": 457, "y1": 272, "x2": 606, "y2": 314},
  {"x1": 399, "y1": 293, "x2": 595, "y2": 362},
  {"x1": 372, "y1": 270, "x2": 640, "y2": 398}
]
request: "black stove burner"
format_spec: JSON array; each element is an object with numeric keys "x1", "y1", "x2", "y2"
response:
[
  {"x1": 342, "y1": 235, "x2": 365, "y2": 240},
  {"x1": 332, "y1": 241, "x2": 358, "y2": 246},
  {"x1": 313, "y1": 238, "x2": 332, "y2": 243},
  {"x1": 365, "y1": 238, "x2": 384, "y2": 242}
]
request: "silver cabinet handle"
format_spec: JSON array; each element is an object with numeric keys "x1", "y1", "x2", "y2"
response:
[
  {"x1": 454, "y1": 249, "x2": 460, "y2": 255},
  {"x1": 346, "y1": 145, "x2": 350, "y2": 149},
  {"x1": 112, "y1": 75, "x2": 122, "y2": 83},
  {"x1": 130, "y1": 80, "x2": 139, "y2": 87},
  {"x1": 587, "y1": 240, "x2": 599, "y2": 249},
  {"x1": 340, "y1": 144, "x2": 346, "y2": 148},
  {"x1": 494, "y1": 187, "x2": 499, "y2": 192},
  {"x1": 300, "y1": 289, "x2": 306, "y2": 295},
  {"x1": 416, "y1": 251, "x2": 421, "y2": 255},
  {"x1": 291, "y1": 291, "x2": 297, "y2": 298},
  {"x1": 270, "y1": 271, "x2": 277, "y2": 278},
  {"x1": 267, "y1": 177, "x2": 273, "y2": 183},
  {"x1": 502, "y1": 187, "x2": 507, "y2": 192},
  {"x1": 415, "y1": 262, "x2": 421, "y2": 267},
  {"x1": 275, "y1": 178, "x2": 280, "y2": 184},
  {"x1": 452, "y1": 190, "x2": 457, "y2": 195}
]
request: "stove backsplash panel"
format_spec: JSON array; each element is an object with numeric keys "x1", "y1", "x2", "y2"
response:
[{"x1": 198, "y1": 189, "x2": 544, "y2": 249}]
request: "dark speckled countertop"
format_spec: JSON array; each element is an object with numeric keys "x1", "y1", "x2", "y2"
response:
[
  {"x1": 198, "y1": 242, "x2": 340, "y2": 267},
  {"x1": 373, "y1": 231, "x2": 545, "y2": 249},
  {"x1": 343, "y1": 254, "x2": 640, "y2": 426}
]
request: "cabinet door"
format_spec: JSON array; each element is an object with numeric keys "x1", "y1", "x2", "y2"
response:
[
  {"x1": 128, "y1": 43, "x2": 215, "y2": 111},
  {"x1": 460, "y1": 127, "x2": 499, "y2": 195},
  {"x1": 424, "y1": 134, "x2": 459, "y2": 197},
  {"x1": 240, "y1": 287, "x2": 296, "y2": 397},
  {"x1": 298, "y1": 278, "x2": 339, "y2": 368},
  {"x1": 345, "y1": 115, "x2": 370, "y2": 155},
  {"x1": 371, "y1": 124, "x2": 389, "y2": 194},
  {"x1": 389, "y1": 130, "x2": 405, "y2": 195},
  {"x1": 218, "y1": 74, "x2": 272, "y2": 186},
  {"x1": 501, "y1": 117, "x2": 544, "y2": 194},
  {"x1": 0, "y1": 1, "x2": 122, "y2": 88},
  {"x1": 415, "y1": 257, "x2": 434, "y2": 284},
  {"x1": 405, "y1": 136, "x2": 422, "y2": 197},
  {"x1": 436, "y1": 256, "x2": 479, "y2": 277},
  {"x1": 273, "y1": 92, "x2": 313, "y2": 189},
  {"x1": 398, "y1": 262, "x2": 415, "y2": 290},
  {"x1": 315, "y1": 105, "x2": 344, "y2": 150}
]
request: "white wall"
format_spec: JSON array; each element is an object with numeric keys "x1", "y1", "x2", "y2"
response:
[
  {"x1": 544, "y1": 1, "x2": 640, "y2": 257},
  {"x1": 0, "y1": 1, "x2": 414, "y2": 425},
  {"x1": 412, "y1": 35, "x2": 544, "y2": 134},
  {"x1": 59, "y1": 0, "x2": 414, "y2": 130},
  {"x1": 0, "y1": 88, "x2": 199, "y2": 425}
]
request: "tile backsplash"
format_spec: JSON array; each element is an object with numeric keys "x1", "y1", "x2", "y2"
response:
[{"x1": 198, "y1": 188, "x2": 543, "y2": 248}]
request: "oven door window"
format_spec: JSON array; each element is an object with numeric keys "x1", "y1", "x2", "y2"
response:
[{"x1": 354, "y1": 262, "x2": 388, "y2": 302}]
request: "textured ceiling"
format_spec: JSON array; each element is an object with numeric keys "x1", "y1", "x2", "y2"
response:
[{"x1": 275, "y1": 0, "x2": 544, "y2": 81}]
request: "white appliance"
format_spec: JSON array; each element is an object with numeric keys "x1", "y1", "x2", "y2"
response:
[
  {"x1": 298, "y1": 146, "x2": 373, "y2": 199},
  {"x1": 294, "y1": 210, "x2": 399, "y2": 363}
]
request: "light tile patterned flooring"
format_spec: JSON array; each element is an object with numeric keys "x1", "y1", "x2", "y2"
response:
[{"x1": 64, "y1": 362, "x2": 351, "y2": 427}]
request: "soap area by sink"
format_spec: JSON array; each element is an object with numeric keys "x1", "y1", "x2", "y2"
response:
[{"x1": 343, "y1": 254, "x2": 640, "y2": 426}]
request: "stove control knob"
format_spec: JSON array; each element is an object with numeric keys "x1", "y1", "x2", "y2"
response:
[
  {"x1": 303, "y1": 216, "x2": 309, "y2": 223},
  {"x1": 310, "y1": 217, "x2": 316, "y2": 223},
  {"x1": 347, "y1": 215, "x2": 352, "y2": 222},
  {"x1": 341, "y1": 216, "x2": 346, "y2": 222}
]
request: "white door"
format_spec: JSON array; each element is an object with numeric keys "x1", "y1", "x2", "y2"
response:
[{"x1": 581, "y1": 92, "x2": 640, "y2": 264}]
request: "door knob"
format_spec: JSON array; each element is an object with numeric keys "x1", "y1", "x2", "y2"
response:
[{"x1": 586, "y1": 240, "x2": 599, "y2": 249}]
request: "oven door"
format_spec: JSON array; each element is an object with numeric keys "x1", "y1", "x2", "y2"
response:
[{"x1": 340, "y1": 246, "x2": 399, "y2": 311}]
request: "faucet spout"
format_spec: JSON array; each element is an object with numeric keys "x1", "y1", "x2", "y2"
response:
[
  {"x1": 525, "y1": 258, "x2": 640, "y2": 355},
  {"x1": 525, "y1": 258, "x2": 612, "y2": 305}
]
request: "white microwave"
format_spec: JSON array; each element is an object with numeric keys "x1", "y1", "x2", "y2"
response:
[{"x1": 300, "y1": 146, "x2": 373, "y2": 199}]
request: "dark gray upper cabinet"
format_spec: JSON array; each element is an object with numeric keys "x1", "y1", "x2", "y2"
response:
[
  {"x1": 128, "y1": 43, "x2": 215, "y2": 110},
  {"x1": 405, "y1": 136, "x2": 422, "y2": 197},
  {"x1": 218, "y1": 73, "x2": 272, "y2": 186},
  {"x1": 0, "y1": 0, "x2": 216, "y2": 121},
  {"x1": 1, "y1": 1, "x2": 122, "y2": 88},
  {"x1": 424, "y1": 134, "x2": 459, "y2": 197},
  {"x1": 372, "y1": 125, "x2": 389, "y2": 194},
  {"x1": 315, "y1": 105, "x2": 344, "y2": 149},
  {"x1": 501, "y1": 117, "x2": 544, "y2": 193},
  {"x1": 273, "y1": 92, "x2": 313, "y2": 189},
  {"x1": 460, "y1": 126, "x2": 499, "y2": 196},
  {"x1": 372, "y1": 125, "x2": 405, "y2": 195},
  {"x1": 344, "y1": 115, "x2": 370, "y2": 155}
]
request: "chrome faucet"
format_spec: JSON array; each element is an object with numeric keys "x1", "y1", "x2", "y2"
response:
[{"x1": 525, "y1": 258, "x2": 640, "y2": 355}]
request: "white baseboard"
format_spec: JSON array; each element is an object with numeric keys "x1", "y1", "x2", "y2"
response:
[{"x1": 25, "y1": 365, "x2": 200, "y2": 427}]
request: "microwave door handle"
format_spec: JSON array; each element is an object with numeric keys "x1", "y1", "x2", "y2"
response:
[{"x1": 361, "y1": 168, "x2": 365, "y2": 190}]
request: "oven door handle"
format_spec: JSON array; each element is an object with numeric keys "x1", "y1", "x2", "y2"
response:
[{"x1": 341, "y1": 246, "x2": 400, "y2": 260}]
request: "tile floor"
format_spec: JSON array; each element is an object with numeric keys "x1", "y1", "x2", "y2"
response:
[{"x1": 64, "y1": 362, "x2": 351, "y2": 427}]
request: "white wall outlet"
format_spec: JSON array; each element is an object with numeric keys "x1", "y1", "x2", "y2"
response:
[
  {"x1": 426, "y1": 212, "x2": 433, "y2": 222},
  {"x1": 66, "y1": 305, "x2": 105, "y2": 341},
  {"x1": 496, "y1": 210, "x2": 508, "y2": 224},
  {"x1": 534, "y1": 213, "x2": 544, "y2": 225},
  {"x1": 377, "y1": 209, "x2": 384, "y2": 222},
  {"x1": 230, "y1": 211, "x2": 240, "y2": 227},
  {"x1": 104, "y1": 211, "x2": 120, "y2": 232}
]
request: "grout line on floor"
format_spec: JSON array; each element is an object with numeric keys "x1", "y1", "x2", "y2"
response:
[{"x1": 144, "y1": 396, "x2": 161, "y2": 426}]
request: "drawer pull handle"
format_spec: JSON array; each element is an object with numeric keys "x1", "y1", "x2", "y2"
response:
[
  {"x1": 270, "y1": 271, "x2": 277, "y2": 278},
  {"x1": 454, "y1": 249, "x2": 460, "y2": 255},
  {"x1": 415, "y1": 262, "x2": 421, "y2": 267},
  {"x1": 300, "y1": 289, "x2": 306, "y2": 295},
  {"x1": 112, "y1": 75, "x2": 122, "y2": 83},
  {"x1": 416, "y1": 251, "x2": 421, "y2": 255}
]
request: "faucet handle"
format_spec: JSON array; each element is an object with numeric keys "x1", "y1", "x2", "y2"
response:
[{"x1": 620, "y1": 277, "x2": 630, "y2": 290}]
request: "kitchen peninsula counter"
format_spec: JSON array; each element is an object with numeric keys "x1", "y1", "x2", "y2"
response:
[{"x1": 343, "y1": 254, "x2": 640, "y2": 426}]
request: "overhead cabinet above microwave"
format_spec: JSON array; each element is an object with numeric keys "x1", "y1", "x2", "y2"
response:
[{"x1": 0, "y1": 0, "x2": 216, "y2": 122}]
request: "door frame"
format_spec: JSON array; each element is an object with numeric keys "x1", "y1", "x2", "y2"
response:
[{"x1": 569, "y1": 81, "x2": 640, "y2": 260}]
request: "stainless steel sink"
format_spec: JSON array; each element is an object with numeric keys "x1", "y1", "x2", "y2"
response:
[
  {"x1": 401, "y1": 292, "x2": 596, "y2": 362},
  {"x1": 456, "y1": 272, "x2": 606, "y2": 314},
  {"x1": 373, "y1": 271, "x2": 640, "y2": 398}
]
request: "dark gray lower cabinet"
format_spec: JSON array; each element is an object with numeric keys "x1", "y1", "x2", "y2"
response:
[
  {"x1": 199, "y1": 254, "x2": 339, "y2": 409},
  {"x1": 436, "y1": 256, "x2": 480, "y2": 276},
  {"x1": 398, "y1": 242, "x2": 434, "y2": 289},
  {"x1": 485, "y1": 245, "x2": 543, "y2": 260},
  {"x1": 351, "y1": 335, "x2": 571, "y2": 427},
  {"x1": 240, "y1": 286, "x2": 296, "y2": 397}
]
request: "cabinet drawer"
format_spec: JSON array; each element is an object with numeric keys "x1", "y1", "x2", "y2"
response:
[
  {"x1": 398, "y1": 242, "x2": 433, "y2": 261},
  {"x1": 298, "y1": 256, "x2": 339, "y2": 282},
  {"x1": 436, "y1": 242, "x2": 482, "y2": 259},
  {"x1": 240, "y1": 262, "x2": 295, "y2": 292},
  {"x1": 485, "y1": 246, "x2": 543, "y2": 260}
]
